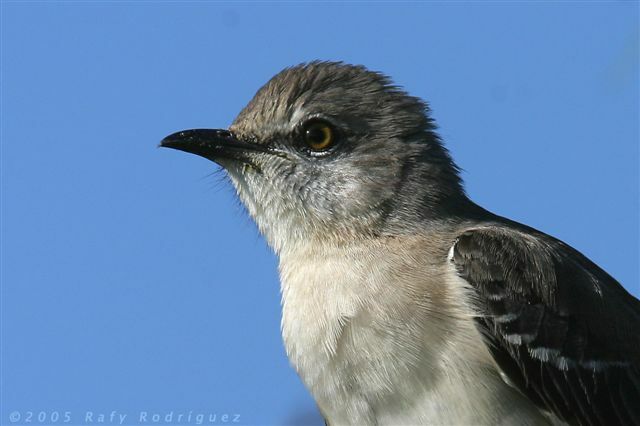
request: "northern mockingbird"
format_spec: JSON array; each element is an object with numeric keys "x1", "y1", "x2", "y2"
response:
[{"x1": 161, "y1": 62, "x2": 639, "y2": 426}]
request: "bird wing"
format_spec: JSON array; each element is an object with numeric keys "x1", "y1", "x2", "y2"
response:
[{"x1": 450, "y1": 226, "x2": 640, "y2": 426}]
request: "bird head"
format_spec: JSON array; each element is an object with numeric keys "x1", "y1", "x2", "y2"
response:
[{"x1": 161, "y1": 62, "x2": 466, "y2": 253}]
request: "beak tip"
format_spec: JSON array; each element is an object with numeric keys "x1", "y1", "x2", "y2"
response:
[{"x1": 159, "y1": 132, "x2": 187, "y2": 150}]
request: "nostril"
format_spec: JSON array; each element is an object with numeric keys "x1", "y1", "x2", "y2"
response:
[{"x1": 218, "y1": 130, "x2": 232, "y2": 139}]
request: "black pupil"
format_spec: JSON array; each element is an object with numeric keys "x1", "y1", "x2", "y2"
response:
[{"x1": 306, "y1": 125, "x2": 326, "y2": 145}]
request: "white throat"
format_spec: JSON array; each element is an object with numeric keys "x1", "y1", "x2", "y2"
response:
[{"x1": 227, "y1": 168, "x2": 549, "y2": 425}]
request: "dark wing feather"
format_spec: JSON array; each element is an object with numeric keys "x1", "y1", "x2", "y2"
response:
[{"x1": 451, "y1": 227, "x2": 640, "y2": 426}]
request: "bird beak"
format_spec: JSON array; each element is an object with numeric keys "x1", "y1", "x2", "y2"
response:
[{"x1": 159, "y1": 129, "x2": 267, "y2": 165}]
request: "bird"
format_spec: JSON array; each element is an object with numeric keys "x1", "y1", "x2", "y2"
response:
[{"x1": 160, "y1": 62, "x2": 640, "y2": 426}]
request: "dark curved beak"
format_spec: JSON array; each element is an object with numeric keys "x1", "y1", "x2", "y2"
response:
[{"x1": 159, "y1": 129, "x2": 268, "y2": 165}]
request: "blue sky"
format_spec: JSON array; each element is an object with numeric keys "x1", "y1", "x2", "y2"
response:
[{"x1": 1, "y1": 2, "x2": 638, "y2": 426}]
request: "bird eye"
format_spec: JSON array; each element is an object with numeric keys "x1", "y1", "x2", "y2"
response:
[{"x1": 303, "y1": 120, "x2": 335, "y2": 152}]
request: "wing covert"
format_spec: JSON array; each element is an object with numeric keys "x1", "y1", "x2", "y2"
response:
[{"x1": 451, "y1": 227, "x2": 640, "y2": 426}]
